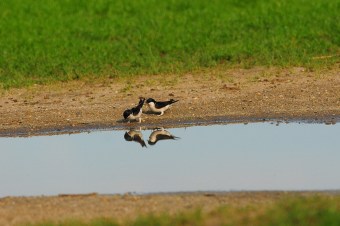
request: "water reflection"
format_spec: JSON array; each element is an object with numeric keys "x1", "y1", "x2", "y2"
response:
[
  {"x1": 124, "y1": 127, "x2": 180, "y2": 147},
  {"x1": 1, "y1": 122, "x2": 340, "y2": 197},
  {"x1": 148, "y1": 128, "x2": 179, "y2": 145},
  {"x1": 124, "y1": 128, "x2": 146, "y2": 147}
]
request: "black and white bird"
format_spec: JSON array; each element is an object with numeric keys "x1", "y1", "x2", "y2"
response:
[
  {"x1": 124, "y1": 129, "x2": 147, "y2": 147},
  {"x1": 148, "y1": 128, "x2": 179, "y2": 145},
  {"x1": 146, "y1": 98, "x2": 179, "y2": 116},
  {"x1": 123, "y1": 97, "x2": 145, "y2": 123}
]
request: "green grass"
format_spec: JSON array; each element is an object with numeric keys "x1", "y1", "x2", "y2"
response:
[
  {"x1": 29, "y1": 195, "x2": 340, "y2": 226},
  {"x1": 0, "y1": 0, "x2": 339, "y2": 89}
]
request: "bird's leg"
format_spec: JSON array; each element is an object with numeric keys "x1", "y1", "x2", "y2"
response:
[{"x1": 138, "y1": 117, "x2": 142, "y2": 123}]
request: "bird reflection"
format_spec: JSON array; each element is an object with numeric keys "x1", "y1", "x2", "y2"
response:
[
  {"x1": 148, "y1": 128, "x2": 179, "y2": 145},
  {"x1": 124, "y1": 128, "x2": 147, "y2": 147}
]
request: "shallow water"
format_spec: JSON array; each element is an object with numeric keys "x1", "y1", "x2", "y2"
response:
[{"x1": 0, "y1": 122, "x2": 339, "y2": 197}]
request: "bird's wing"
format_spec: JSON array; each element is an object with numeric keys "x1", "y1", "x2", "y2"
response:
[
  {"x1": 155, "y1": 99, "x2": 179, "y2": 108},
  {"x1": 170, "y1": 99, "x2": 179, "y2": 104},
  {"x1": 155, "y1": 134, "x2": 175, "y2": 141},
  {"x1": 155, "y1": 101, "x2": 171, "y2": 109},
  {"x1": 131, "y1": 106, "x2": 141, "y2": 115}
]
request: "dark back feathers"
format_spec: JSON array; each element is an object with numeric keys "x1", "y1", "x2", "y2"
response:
[{"x1": 154, "y1": 99, "x2": 179, "y2": 109}]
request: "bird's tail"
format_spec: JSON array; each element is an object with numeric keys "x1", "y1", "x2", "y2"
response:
[
  {"x1": 170, "y1": 99, "x2": 179, "y2": 104},
  {"x1": 138, "y1": 97, "x2": 145, "y2": 108}
]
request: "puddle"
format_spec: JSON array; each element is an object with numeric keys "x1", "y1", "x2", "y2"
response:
[{"x1": 0, "y1": 122, "x2": 339, "y2": 197}]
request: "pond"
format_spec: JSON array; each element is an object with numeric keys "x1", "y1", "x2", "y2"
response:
[{"x1": 0, "y1": 122, "x2": 339, "y2": 197}]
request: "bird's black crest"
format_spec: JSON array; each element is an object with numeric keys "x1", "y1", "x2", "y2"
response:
[
  {"x1": 146, "y1": 98, "x2": 155, "y2": 104},
  {"x1": 124, "y1": 132, "x2": 133, "y2": 141}
]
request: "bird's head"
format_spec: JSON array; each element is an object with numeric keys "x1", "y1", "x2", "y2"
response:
[{"x1": 146, "y1": 98, "x2": 155, "y2": 104}]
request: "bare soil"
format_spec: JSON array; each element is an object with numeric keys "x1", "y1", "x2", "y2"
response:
[{"x1": 0, "y1": 66, "x2": 339, "y2": 136}]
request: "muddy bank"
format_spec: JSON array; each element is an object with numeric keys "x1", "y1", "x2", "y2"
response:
[
  {"x1": 1, "y1": 66, "x2": 339, "y2": 137},
  {"x1": 0, "y1": 115, "x2": 339, "y2": 137}
]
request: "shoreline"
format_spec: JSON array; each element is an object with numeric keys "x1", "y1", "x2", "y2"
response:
[
  {"x1": 2, "y1": 189, "x2": 340, "y2": 199},
  {"x1": 1, "y1": 66, "x2": 340, "y2": 137},
  {"x1": 0, "y1": 114, "x2": 339, "y2": 137}
]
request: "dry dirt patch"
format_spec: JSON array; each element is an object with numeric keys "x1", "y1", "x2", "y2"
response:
[{"x1": 0, "y1": 192, "x2": 331, "y2": 226}]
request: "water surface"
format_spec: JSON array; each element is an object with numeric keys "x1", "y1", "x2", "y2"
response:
[{"x1": 0, "y1": 122, "x2": 339, "y2": 197}]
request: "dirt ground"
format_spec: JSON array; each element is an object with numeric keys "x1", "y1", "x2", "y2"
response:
[
  {"x1": 0, "y1": 66, "x2": 339, "y2": 225},
  {"x1": 0, "y1": 66, "x2": 339, "y2": 136},
  {"x1": 0, "y1": 192, "x2": 335, "y2": 226}
]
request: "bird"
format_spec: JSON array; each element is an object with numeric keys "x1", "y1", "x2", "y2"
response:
[
  {"x1": 123, "y1": 97, "x2": 145, "y2": 123},
  {"x1": 124, "y1": 128, "x2": 147, "y2": 147},
  {"x1": 148, "y1": 128, "x2": 179, "y2": 145},
  {"x1": 146, "y1": 98, "x2": 179, "y2": 116}
]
